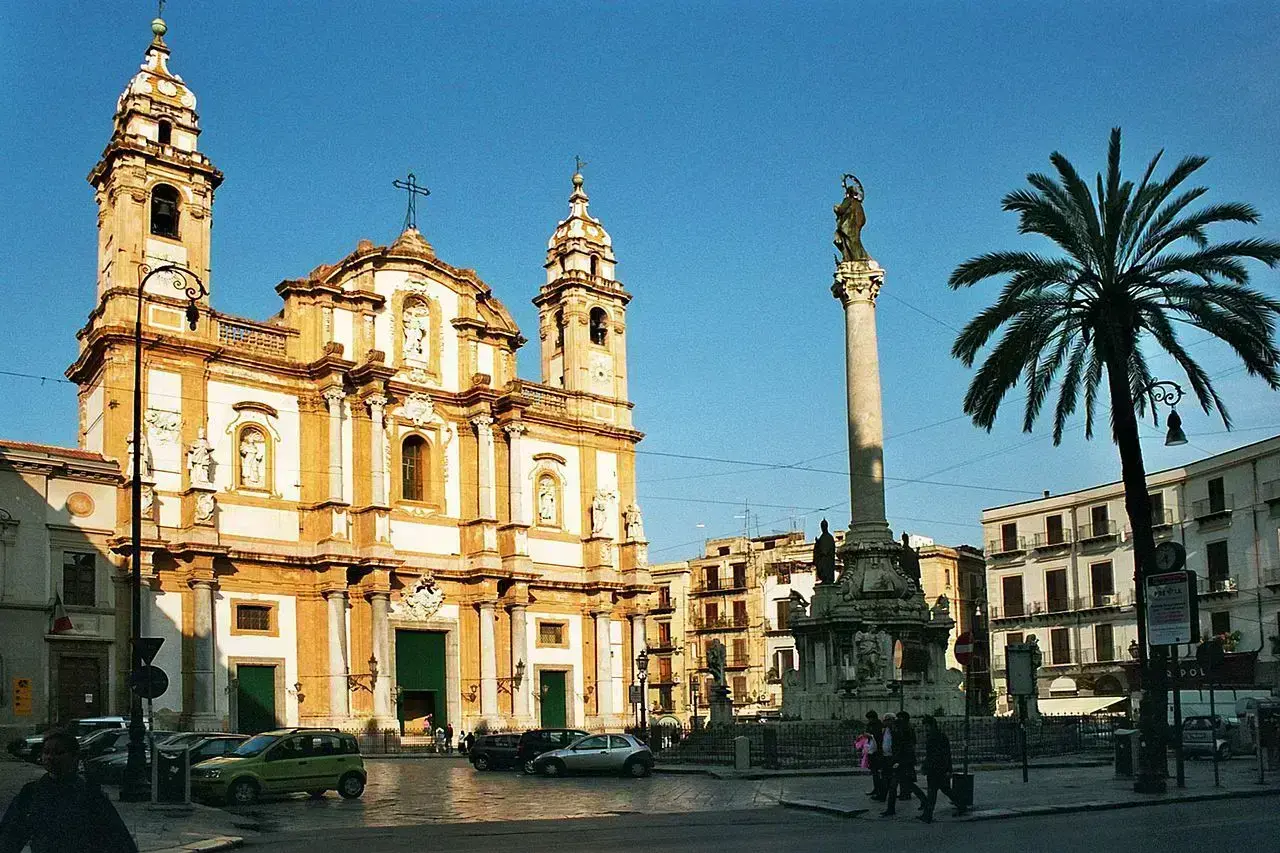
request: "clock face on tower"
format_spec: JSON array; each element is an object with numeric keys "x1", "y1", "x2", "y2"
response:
[{"x1": 589, "y1": 352, "x2": 613, "y2": 392}]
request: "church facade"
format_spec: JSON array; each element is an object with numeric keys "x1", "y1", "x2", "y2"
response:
[{"x1": 62, "y1": 19, "x2": 651, "y2": 734}]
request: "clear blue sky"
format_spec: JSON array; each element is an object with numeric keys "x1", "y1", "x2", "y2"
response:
[{"x1": 1, "y1": 1, "x2": 1278, "y2": 559}]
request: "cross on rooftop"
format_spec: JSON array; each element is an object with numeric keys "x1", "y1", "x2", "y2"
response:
[{"x1": 392, "y1": 172, "x2": 431, "y2": 231}]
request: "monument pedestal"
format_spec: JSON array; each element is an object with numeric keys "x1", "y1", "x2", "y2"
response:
[{"x1": 708, "y1": 684, "x2": 734, "y2": 727}]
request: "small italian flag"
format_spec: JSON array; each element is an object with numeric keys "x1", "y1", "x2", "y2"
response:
[{"x1": 50, "y1": 593, "x2": 73, "y2": 634}]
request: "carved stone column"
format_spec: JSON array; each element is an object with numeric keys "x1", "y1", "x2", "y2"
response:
[
  {"x1": 471, "y1": 415, "x2": 496, "y2": 520},
  {"x1": 366, "y1": 395, "x2": 389, "y2": 506},
  {"x1": 323, "y1": 589, "x2": 350, "y2": 722},
  {"x1": 367, "y1": 591, "x2": 394, "y2": 725},
  {"x1": 477, "y1": 600, "x2": 500, "y2": 721},
  {"x1": 509, "y1": 602, "x2": 533, "y2": 724},
  {"x1": 630, "y1": 612, "x2": 647, "y2": 718},
  {"x1": 323, "y1": 386, "x2": 347, "y2": 504},
  {"x1": 504, "y1": 423, "x2": 527, "y2": 525},
  {"x1": 189, "y1": 578, "x2": 218, "y2": 729},
  {"x1": 593, "y1": 608, "x2": 614, "y2": 721}
]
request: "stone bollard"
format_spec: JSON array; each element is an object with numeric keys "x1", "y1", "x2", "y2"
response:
[{"x1": 734, "y1": 735, "x2": 751, "y2": 771}]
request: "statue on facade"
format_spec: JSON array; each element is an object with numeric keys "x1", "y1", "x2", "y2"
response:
[
  {"x1": 537, "y1": 477, "x2": 557, "y2": 525},
  {"x1": 706, "y1": 638, "x2": 727, "y2": 686},
  {"x1": 899, "y1": 532, "x2": 922, "y2": 588},
  {"x1": 623, "y1": 503, "x2": 646, "y2": 541},
  {"x1": 186, "y1": 427, "x2": 215, "y2": 487},
  {"x1": 813, "y1": 518, "x2": 837, "y2": 584},
  {"x1": 239, "y1": 429, "x2": 267, "y2": 488},
  {"x1": 834, "y1": 173, "x2": 869, "y2": 262},
  {"x1": 855, "y1": 628, "x2": 885, "y2": 683},
  {"x1": 126, "y1": 433, "x2": 154, "y2": 482},
  {"x1": 403, "y1": 301, "x2": 430, "y2": 361},
  {"x1": 590, "y1": 491, "x2": 610, "y2": 536}
]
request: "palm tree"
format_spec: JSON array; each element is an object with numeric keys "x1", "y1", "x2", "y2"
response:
[{"x1": 950, "y1": 128, "x2": 1280, "y2": 793}]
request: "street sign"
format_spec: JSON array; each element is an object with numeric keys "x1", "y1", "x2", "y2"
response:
[
  {"x1": 12, "y1": 678, "x2": 32, "y2": 716},
  {"x1": 1006, "y1": 643, "x2": 1039, "y2": 696},
  {"x1": 136, "y1": 637, "x2": 165, "y2": 666},
  {"x1": 129, "y1": 665, "x2": 169, "y2": 700},
  {"x1": 954, "y1": 632, "x2": 974, "y2": 667},
  {"x1": 1146, "y1": 570, "x2": 1198, "y2": 646},
  {"x1": 629, "y1": 685, "x2": 641, "y2": 705}
]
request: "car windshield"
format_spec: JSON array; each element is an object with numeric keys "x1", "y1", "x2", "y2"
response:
[{"x1": 232, "y1": 734, "x2": 278, "y2": 757}]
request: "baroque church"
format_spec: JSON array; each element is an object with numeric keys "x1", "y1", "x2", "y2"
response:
[{"x1": 59, "y1": 17, "x2": 651, "y2": 734}]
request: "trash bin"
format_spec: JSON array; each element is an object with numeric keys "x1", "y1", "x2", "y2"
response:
[
  {"x1": 950, "y1": 772, "x2": 974, "y2": 809},
  {"x1": 153, "y1": 747, "x2": 190, "y2": 804},
  {"x1": 1113, "y1": 729, "x2": 1138, "y2": 778}
]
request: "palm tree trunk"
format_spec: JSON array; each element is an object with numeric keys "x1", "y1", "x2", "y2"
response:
[{"x1": 1103, "y1": 347, "x2": 1168, "y2": 794}]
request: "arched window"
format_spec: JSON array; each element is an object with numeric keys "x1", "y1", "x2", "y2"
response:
[
  {"x1": 150, "y1": 184, "x2": 180, "y2": 239},
  {"x1": 157, "y1": 120, "x2": 172, "y2": 145},
  {"x1": 237, "y1": 426, "x2": 270, "y2": 490},
  {"x1": 589, "y1": 308, "x2": 608, "y2": 346},
  {"x1": 401, "y1": 435, "x2": 429, "y2": 502},
  {"x1": 589, "y1": 255, "x2": 599, "y2": 277},
  {"x1": 554, "y1": 309, "x2": 564, "y2": 351}
]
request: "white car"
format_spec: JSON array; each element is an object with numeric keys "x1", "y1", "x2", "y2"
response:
[{"x1": 533, "y1": 733, "x2": 654, "y2": 778}]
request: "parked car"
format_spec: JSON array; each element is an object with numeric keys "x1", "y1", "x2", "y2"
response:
[
  {"x1": 13, "y1": 717, "x2": 133, "y2": 762},
  {"x1": 75, "y1": 728, "x2": 160, "y2": 771},
  {"x1": 469, "y1": 733, "x2": 520, "y2": 771},
  {"x1": 86, "y1": 733, "x2": 247, "y2": 786},
  {"x1": 191, "y1": 728, "x2": 366, "y2": 806},
  {"x1": 1182, "y1": 715, "x2": 1234, "y2": 760},
  {"x1": 516, "y1": 728, "x2": 589, "y2": 775},
  {"x1": 532, "y1": 733, "x2": 654, "y2": 778}
]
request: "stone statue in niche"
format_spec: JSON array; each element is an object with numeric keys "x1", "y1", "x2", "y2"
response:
[
  {"x1": 403, "y1": 301, "x2": 430, "y2": 361},
  {"x1": 536, "y1": 477, "x2": 557, "y2": 525},
  {"x1": 813, "y1": 518, "x2": 837, "y2": 584},
  {"x1": 623, "y1": 504, "x2": 646, "y2": 541},
  {"x1": 186, "y1": 427, "x2": 215, "y2": 487},
  {"x1": 855, "y1": 628, "x2": 885, "y2": 683},
  {"x1": 706, "y1": 639, "x2": 727, "y2": 687},
  {"x1": 590, "y1": 491, "x2": 610, "y2": 536},
  {"x1": 126, "y1": 433, "x2": 154, "y2": 482},
  {"x1": 239, "y1": 429, "x2": 267, "y2": 488}
]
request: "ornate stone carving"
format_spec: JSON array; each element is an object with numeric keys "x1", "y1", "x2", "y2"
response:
[
  {"x1": 186, "y1": 427, "x2": 215, "y2": 487},
  {"x1": 831, "y1": 260, "x2": 884, "y2": 305},
  {"x1": 470, "y1": 414, "x2": 494, "y2": 436},
  {"x1": 144, "y1": 409, "x2": 181, "y2": 446},
  {"x1": 65, "y1": 492, "x2": 95, "y2": 518},
  {"x1": 403, "y1": 299, "x2": 430, "y2": 362},
  {"x1": 322, "y1": 386, "x2": 347, "y2": 406},
  {"x1": 590, "y1": 491, "x2": 611, "y2": 536},
  {"x1": 391, "y1": 575, "x2": 445, "y2": 621},
  {"x1": 365, "y1": 394, "x2": 389, "y2": 413},
  {"x1": 396, "y1": 392, "x2": 440, "y2": 427},
  {"x1": 407, "y1": 367, "x2": 430, "y2": 386},
  {"x1": 622, "y1": 504, "x2": 646, "y2": 542},
  {"x1": 239, "y1": 429, "x2": 267, "y2": 488},
  {"x1": 195, "y1": 491, "x2": 216, "y2": 524},
  {"x1": 125, "y1": 433, "x2": 154, "y2": 481},
  {"x1": 537, "y1": 476, "x2": 557, "y2": 526},
  {"x1": 855, "y1": 628, "x2": 886, "y2": 683}
]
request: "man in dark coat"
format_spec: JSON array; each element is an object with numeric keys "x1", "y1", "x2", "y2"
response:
[
  {"x1": 882, "y1": 711, "x2": 926, "y2": 816},
  {"x1": 918, "y1": 715, "x2": 963, "y2": 822},
  {"x1": 0, "y1": 730, "x2": 138, "y2": 853}
]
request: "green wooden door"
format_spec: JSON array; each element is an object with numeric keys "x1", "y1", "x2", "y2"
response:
[
  {"x1": 236, "y1": 665, "x2": 276, "y2": 734},
  {"x1": 539, "y1": 670, "x2": 566, "y2": 728},
  {"x1": 395, "y1": 630, "x2": 448, "y2": 733}
]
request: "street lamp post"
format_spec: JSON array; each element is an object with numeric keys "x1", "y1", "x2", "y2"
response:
[
  {"x1": 121, "y1": 263, "x2": 207, "y2": 802},
  {"x1": 1129, "y1": 379, "x2": 1188, "y2": 795},
  {"x1": 636, "y1": 650, "x2": 649, "y2": 731}
]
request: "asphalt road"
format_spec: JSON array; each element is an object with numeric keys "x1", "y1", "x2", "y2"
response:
[{"x1": 249, "y1": 796, "x2": 1279, "y2": 853}]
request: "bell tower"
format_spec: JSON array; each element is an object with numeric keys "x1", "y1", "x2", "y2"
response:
[
  {"x1": 87, "y1": 15, "x2": 221, "y2": 310},
  {"x1": 534, "y1": 166, "x2": 631, "y2": 402}
]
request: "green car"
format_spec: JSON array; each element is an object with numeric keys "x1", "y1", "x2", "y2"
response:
[{"x1": 190, "y1": 728, "x2": 366, "y2": 805}]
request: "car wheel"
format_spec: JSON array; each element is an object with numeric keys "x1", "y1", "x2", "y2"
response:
[
  {"x1": 307, "y1": 789, "x2": 327, "y2": 799},
  {"x1": 338, "y1": 772, "x2": 366, "y2": 799},
  {"x1": 474, "y1": 754, "x2": 491, "y2": 771},
  {"x1": 1217, "y1": 743, "x2": 1232, "y2": 761},
  {"x1": 541, "y1": 760, "x2": 565, "y2": 778},
  {"x1": 522, "y1": 759, "x2": 539, "y2": 775},
  {"x1": 228, "y1": 779, "x2": 259, "y2": 806},
  {"x1": 623, "y1": 758, "x2": 651, "y2": 778}
]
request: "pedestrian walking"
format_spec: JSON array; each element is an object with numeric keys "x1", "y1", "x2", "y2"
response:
[
  {"x1": 434, "y1": 726, "x2": 446, "y2": 754},
  {"x1": 917, "y1": 715, "x2": 963, "y2": 822},
  {"x1": 463, "y1": 731, "x2": 475, "y2": 754},
  {"x1": 0, "y1": 729, "x2": 138, "y2": 853},
  {"x1": 445, "y1": 723, "x2": 455, "y2": 754},
  {"x1": 881, "y1": 711, "x2": 926, "y2": 817},
  {"x1": 863, "y1": 711, "x2": 886, "y2": 801}
]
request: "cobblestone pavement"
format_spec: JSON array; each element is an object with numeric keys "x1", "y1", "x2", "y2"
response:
[{"x1": 223, "y1": 757, "x2": 785, "y2": 834}]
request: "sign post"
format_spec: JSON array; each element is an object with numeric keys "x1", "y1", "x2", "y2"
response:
[
  {"x1": 1145, "y1": 571, "x2": 1197, "y2": 646},
  {"x1": 955, "y1": 633, "x2": 974, "y2": 774},
  {"x1": 12, "y1": 678, "x2": 32, "y2": 716},
  {"x1": 1006, "y1": 642, "x2": 1039, "y2": 784}
]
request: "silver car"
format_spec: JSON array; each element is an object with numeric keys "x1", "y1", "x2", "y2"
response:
[{"x1": 533, "y1": 733, "x2": 654, "y2": 778}]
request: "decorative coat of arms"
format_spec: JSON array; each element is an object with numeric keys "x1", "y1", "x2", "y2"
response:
[
  {"x1": 391, "y1": 576, "x2": 445, "y2": 621},
  {"x1": 396, "y1": 393, "x2": 440, "y2": 427}
]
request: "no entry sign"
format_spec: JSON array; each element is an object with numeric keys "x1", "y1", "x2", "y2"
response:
[{"x1": 954, "y1": 632, "x2": 974, "y2": 667}]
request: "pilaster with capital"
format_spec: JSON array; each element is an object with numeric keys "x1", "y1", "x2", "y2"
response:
[
  {"x1": 592, "y1": 607, "x2": 615, "y2": 721},
  {"x1": 365, "y1": 394, "x2": 389, "y2": 506},
  {"x1": 471, "y1": 414, "x2": 496, "y2": 520},
  {"x1": 323, "y1": 386, "x2": 347, "y2": 504},
  {"x1": 323, "y1": 588, "x2": 351, "y2": 722},
  {"x1": 366, "y1": 590, "x2": 395, "y2": 725},
  {"x1": 188, "y1": 577, "x2": 219, "y2": 728},
  {"x1": 477, "y1": 599, "x2": 500, "y2": 722},
  {"x1": 504, "y1": 423, "x2": 528, "y2": 525}
]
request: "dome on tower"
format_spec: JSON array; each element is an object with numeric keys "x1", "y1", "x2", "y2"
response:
[
  {"x1": 547, "y1": 170, "x2": 615, "y2": 259},
  {"x1": 115, "y1": 18, "x2": 197, "y2": 116}
]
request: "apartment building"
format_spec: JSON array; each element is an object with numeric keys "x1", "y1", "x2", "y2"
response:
[
  {"x1": 646, "y1": 560, "x2": 692, "y2": 722},
  {"x1": 982, "y1": 435, "x2": 1280, "y2": 714},
  {"x1": 917, "y1": 540, "x2": 992, "y2": 710}
]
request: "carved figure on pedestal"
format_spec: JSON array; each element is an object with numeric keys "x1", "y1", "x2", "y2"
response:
[
  {"x1": 403, "y1": 301, "x2": 430, "y2": 361},
  {"x1": 855, "y1": 629, "x2": 885, "y2": 683},
  {"x1": 813, "y1": 518, "x2": 837, "y2": 584},
  {"x1": 590, "y1": 491, "x2": 610, "y2": 536},
  {"x1": 899, "y1": 532, "x2": 922, "y2": 590},
  {"x1": 239, "y1": 429, "x2": 267, "y2": 488},
  {"x1": 623, "y1": 504, "x2": 646, "y2": 542},
  {"x1": 126, "y1": 433, "x2": 154, "y2": 481},
  {"x1": 706, "y1": 639, "x2": 727, "y2": 687},
  {"x1": 834, "y1": 173, "x2": 870, "y2": 262},
  {"x1": 187, "y1": 427, "x2": 215, "y2": 487},
  {"x1": 537, "y1": 478, "x2": 557, "y2": 526}
]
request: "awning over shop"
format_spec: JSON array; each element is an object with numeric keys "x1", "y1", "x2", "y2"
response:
[{"x1": 1033, "y1": 695, "x2": 1127, "y2": 716}]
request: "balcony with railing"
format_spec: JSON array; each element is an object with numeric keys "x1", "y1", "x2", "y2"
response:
[
  {"x1": 696, "y1": 656, "x2": 751, "y2": 671},
  {"x1": 646, "y1": 639, "x2": 679, "y2": 654},
  {"x1": 651, "y1": 600, "x2": 676, "y2": 615},
  {"x1": 690, "y1": 613, "x2": 750, "y2": 632},
  {"x1": 1198, "y1": 575, "x2": 1239, "y2": 596},
  {"x1": 216, "y1": 317, "x2": 290, "y2": 358},
  {"x1": 1079, "y1": 590, "x2": 1134, "y2": 610},
  {"x1": 691, "y1": 578, "x2": 749, "y2": 596},
  {"x1": 508, "y1": 380, "x2": 571, "y2": 415},
  {"x1": 1077, "y1": 520, "x2": 1119, "y2": 544},
  {"x1": 1031, "y1": 531, "x2": 1073, "y2": 552},
  {"x1": 1150, "y1": 507, "x2": 1176, "y2": 530},
  {"x1": 1193, "y1": 494, "x2": 1234, "y2": 521},
  {"x1": 1078, "y1": 646, "x2": 1123, "y2": 666},
  {"x1": 987, "y1": 536, "x2": 1027, "y2": 558}
]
